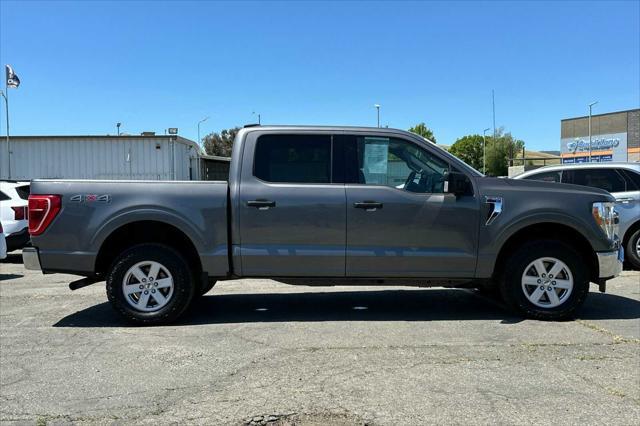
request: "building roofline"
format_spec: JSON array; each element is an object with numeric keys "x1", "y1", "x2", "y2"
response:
[
  {"x1": 561, "y1": 108, "x2": 640, "y2": 122},
  {"x1": 7, "y1": 135, "x2": 191, "y2": 140}
]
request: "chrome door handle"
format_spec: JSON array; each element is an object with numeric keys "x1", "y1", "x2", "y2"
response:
[
  {"x1": 354, "y1": 201, "x2": 383, "y2": 211},
  {"x1": 615, "y1": 197, "x2": 633, "y2": 204},
  {"x1": 247, "y1": 200, "x2": 276, "y2": 210}
]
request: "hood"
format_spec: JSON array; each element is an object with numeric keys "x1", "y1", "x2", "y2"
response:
[{"x1": 476, "y1": 176, "x2": 615, "y2": 202}]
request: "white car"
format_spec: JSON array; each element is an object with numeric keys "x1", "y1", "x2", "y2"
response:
[
  {"x1": 0, "y1": 180, "x2": 30, "y2": 253},
  {"x1": 0, "y1": 222, "x2": 7, "y2": 260},
  {"x1": 514, "y1": 162, "x2": 640, "y2": 269}
]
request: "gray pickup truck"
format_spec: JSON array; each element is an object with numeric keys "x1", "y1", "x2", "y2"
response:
[{"x1": 23, "y1": 126, "x2": 624, "y2": 324}]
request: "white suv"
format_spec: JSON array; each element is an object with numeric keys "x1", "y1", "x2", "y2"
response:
[
  {"x1": 514, "y1": 162, "x2": 640, "y2": 269},
  {"x1": 0, "y1": 181, "x2": 30, "y2": 253}
]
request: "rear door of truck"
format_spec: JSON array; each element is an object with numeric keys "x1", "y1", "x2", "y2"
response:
[{"x1": 237, "y1": 131, "x2": 346, "y2": 277}]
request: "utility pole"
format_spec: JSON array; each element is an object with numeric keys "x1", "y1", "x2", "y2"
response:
[
  {"x1": 198, "y1": 116, "x2": 209, "y2": 147},
  {"x1": 252, "y1": 111, "x2": 261, "y2": 125},
  {"x1": 483, "y1": 127, "x2": 491, "y2": 174},
  {"x1": 588, "y1": 101, "x2": 598, "y2": 162},
  {"x1": 374, "y1": 104, "x2": 380, "y2": 128}
]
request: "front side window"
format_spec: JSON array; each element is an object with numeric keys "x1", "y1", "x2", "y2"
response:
[
  {"x1": 563, "y1": 169, "x2": 627, "y2": 193},
  {"x1": 522, "y1": 170, "x2": 562, "y2": 183},
  {"x1": 355, "y1": 136, "x2": 449, "y2": 193},
  {"x1": 254, "y1": 134, "x2": 331, "y2": 183}
]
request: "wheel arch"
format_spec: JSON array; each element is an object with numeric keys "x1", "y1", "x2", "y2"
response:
[
  {"x1": 95, "y1": 220, "x2": 202, "y2": 276},
  {"x1": 493, "y1": 222, "x2": 599, "y2": 283}
]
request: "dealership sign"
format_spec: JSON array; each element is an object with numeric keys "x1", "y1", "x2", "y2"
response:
[{"x1": 567, "y1": 136, "x2": 620, "y2": 153}]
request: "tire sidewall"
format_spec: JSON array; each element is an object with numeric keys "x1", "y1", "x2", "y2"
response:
[
  {"x1": 501, "y1": 241, "x2": 589, "y2": 320},
  {"x1": 106, "y1": 244, "x2": 195, "y2": 324},
  {"x1": 625, "y1": 228, "x2": 640, "y2": 269}
]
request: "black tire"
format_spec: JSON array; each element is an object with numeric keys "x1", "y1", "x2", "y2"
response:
[
  {"x1": 200, "y1": 278, "x2": 217, "y2": 296},
  {"x1": 106, "y1": 243, "x2": 196, "y2": 325},
  {"x1": 499, "y1": 240, "x2": 589, "y2": 321},
  {"x1": 625, "y1": 228, "x2": 640, "y2": 270}
]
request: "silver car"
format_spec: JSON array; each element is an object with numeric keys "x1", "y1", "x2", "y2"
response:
[{"x1": 515, "y1": 162, "x2": 640, "y2": 268}]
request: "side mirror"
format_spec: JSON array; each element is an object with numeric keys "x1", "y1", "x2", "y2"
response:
[{"x1": 445, "y1": 171, "x2": 471, "y2": 196}]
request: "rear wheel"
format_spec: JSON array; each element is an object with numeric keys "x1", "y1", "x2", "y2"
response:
[
  {"x1": 500, "y1": 240, "x2": 589, "y2": 320},
  {"x1": 625, "y1": 228, "x2": 640, "y2": 269},
  {"x1": 106, "y1": 244, "x2": 196, "y2": 325}
]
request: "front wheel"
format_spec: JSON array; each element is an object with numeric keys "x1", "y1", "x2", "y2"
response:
[
  {"x1": 106, "y1": 244, "x2": 196, "y2": 325},
  {"x1": 500, "y1": 240, "x2": 589, "y2": 320}
]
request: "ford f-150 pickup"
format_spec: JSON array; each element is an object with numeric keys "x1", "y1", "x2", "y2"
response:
[{"x1": 23, "y1": 126, "x2": 624, "y2": 324}]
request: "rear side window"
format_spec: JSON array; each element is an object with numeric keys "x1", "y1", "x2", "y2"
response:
[
  {"x1": 15, "y1": 185, "x2": 30, "y2": 200},
  {"x1": 0, "y1": 191, "x2": 9, "y2": 201},
  {"x1": 563, "y1": 169, "x2": 627, "y2": 193},
  {"x1": 522, "y1": 170, "x2": 562, "y2": 183},
  {"x1": 620, "y1": 169, "x2": 640, "y2": 191},
  {"x1": 254, "y1": 134, "x2": 331, "y2": 183}
]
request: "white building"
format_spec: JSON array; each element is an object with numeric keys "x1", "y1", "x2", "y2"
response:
[{"x1": 0, "y1": 134, "x2": 223, "y2": 181}]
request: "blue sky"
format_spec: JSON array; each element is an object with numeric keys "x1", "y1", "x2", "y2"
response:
[{"x1": 1, "y1": 0, "x2": 638, "y2": 151}]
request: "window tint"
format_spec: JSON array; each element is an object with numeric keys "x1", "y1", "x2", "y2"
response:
[
  {"x1": 15, "y1": 185, "x2": 30, "y2": 200},
  {"x1": 522, "y1": 170, "x2": 561, "y2": 183},
  {"x1": 620, "y1": 169, "x2": 640, "y2": 191},
  {"x1": 254, "y1": 134, "x2": 331, "y2": 183},
  {"x1": 354, "y1": 136, "x2": 449, "y2": 193},
  {"x1": 564, "y1": 169, "x2": 626, "y2": 193},
  {"x1": 0, "y1": 191, "x2": 9, "y2": 201}
]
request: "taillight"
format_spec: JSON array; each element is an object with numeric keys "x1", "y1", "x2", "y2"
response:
[
  {"x1": 28, "y1": 195, "x2": 62, "y2": 236},
  {"x1": 11, "y1": 206, "x2": 27, "y2": 221}
]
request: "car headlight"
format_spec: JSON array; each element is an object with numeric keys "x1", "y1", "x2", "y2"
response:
[{"x1": 592, "y1": 202, "x2": 618, "y2": 240}]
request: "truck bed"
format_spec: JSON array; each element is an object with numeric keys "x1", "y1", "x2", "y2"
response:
[{"x1": 29, "y1": 180, "x2": 230, "y2": 277}]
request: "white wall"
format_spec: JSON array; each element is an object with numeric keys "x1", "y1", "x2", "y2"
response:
[{"x1": 0, "y1": 137, "x2": 200, "y2": 181}]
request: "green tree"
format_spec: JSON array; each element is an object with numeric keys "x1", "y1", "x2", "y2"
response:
[
  {"x1": 408, "y1": 122, "x2": 436, "y2": 143},
  {"x1": 484, "y1": 128, "x2": 525, "y2": 176},
  {"x1": 450, "y1": 128, "x2": 525, "y2": 176},
  {"x1": 203, "y1": 127, "x2": 241, "y2": 157},
  {"x1": 449, "y1": 135, "x2": 485, "y2": 171}
]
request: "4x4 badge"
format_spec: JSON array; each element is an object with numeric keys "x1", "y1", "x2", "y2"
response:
[{"x1": 70, "y1": 194, "x2": 112, "y2": 203}]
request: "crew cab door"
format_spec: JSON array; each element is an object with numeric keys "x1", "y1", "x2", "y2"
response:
[
  {"x1": 342, "y1": 134, "x2": 479, "y2": 278},
  {"x1": 237, "y1": 132, "x2": 346, "y2": 277}
]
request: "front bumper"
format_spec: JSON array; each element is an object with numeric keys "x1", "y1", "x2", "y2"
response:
[
  {"x1": 22, "y1": 247, "x2": 42, "y2": 271},
  {"x1": 597, "y1": 247, "x2": 623, "y2": 280}
]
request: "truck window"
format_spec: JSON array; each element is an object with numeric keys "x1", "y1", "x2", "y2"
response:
[
  {"x1": 563, "y1": 169, "x2": 627, "y2": 193},
  {"x1": 254, "y1": 134, "x2": 332, "y2": 183},
  {"x1": 354, "y1": 136, "x2": 449, "y2": 193},
  {"x1": 522, "y1": 170, "x2": 561, "y2": 183}
]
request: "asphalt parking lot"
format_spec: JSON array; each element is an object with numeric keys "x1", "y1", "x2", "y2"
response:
[{"x1": 1, "y1": 252, "x2": 639, "y2": 425}]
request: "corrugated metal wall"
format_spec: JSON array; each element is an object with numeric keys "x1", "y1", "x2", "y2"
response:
[{"x1": 0, "y1": 136, "x2": 201, "y2": 181}]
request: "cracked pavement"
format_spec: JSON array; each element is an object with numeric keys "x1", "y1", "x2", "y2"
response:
[{"x1": 1, "y1": 252, "x2": 639, "y2": 425}]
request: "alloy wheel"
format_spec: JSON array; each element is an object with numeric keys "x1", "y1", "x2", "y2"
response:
[
  {"x1": 122, "y1": 261, "x2": 174, "y2": 312},
  {"x1": 521, "y1": 257, "x2": 574, "y2": 308}
]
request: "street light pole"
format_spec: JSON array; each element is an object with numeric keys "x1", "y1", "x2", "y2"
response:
[
  {"x1": 374, "y1": 104, "x2": 380, "y2": 128},
  {"x1": 483, "y1": 128, "x2": 491, "y2": 174},
  {"x1": 252, "y1": 111, "x2": 261, "y2": 125},
  {"x1": 116, "y1": 122, "x2": 121, "y2": 136},
  {"x1": 588, "y1": 101, "x2": 598, "y2": 162},
  {"x1": 198, "y1": 116, "x2": 210, "y2": 147}
]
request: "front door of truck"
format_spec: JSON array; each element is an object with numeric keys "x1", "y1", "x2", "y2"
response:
[
  {"x1": 238, "y1": 132, "x2": 346, "y2": 277},
  {"x1": 342, "y1": 134, "x2": 479, "y2": 278}
]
